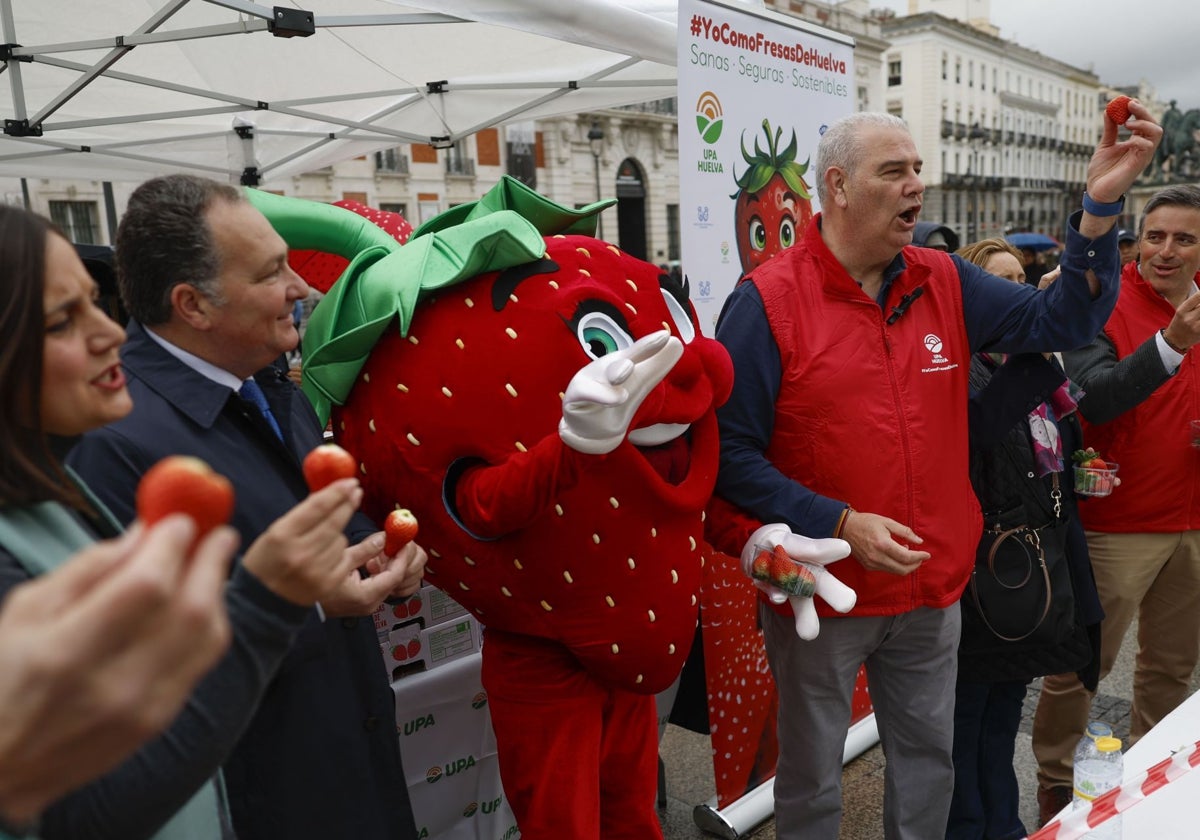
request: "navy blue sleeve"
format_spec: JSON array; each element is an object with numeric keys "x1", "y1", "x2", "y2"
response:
[
  {"x1": 961, "y1": 211, "x2": 1120, "y2": 354},
  {"x1": 714, "y1": 283, "x2": 847, "y2": 538}
]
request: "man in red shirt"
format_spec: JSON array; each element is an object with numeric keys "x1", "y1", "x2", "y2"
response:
[{"x1": 1033, "y1": 184, "x2": 1200, "y2": 824}]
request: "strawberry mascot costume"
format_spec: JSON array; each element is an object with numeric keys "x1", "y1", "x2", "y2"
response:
[{"x1": 248, "y1": 178, "x2": 735, "y2": 838}]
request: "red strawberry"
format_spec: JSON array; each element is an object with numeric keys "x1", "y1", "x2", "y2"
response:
[
  {"x1": 136, "y1": 455, "x2": 234, "y2": 545},
  {"x1": 750, "y1": 546, "x2": 772, "y2": 581},
  {"x1": 1072, "y1": 447, "x2": 1107, "y2": 469},
  {"x1": 384, "y1": 507, "x2": 419, "y2": 555},
  {"x1": 1106, "y1": 95, "x2": 1131, "y2": 126},
  {"x1": 392, "y1": 644, "x2": 407, "y2": 662},
  {"x1": 767, "y1": 544, "x2": 816, "y2": 597},
  {"x1": 732, "y1": 119, "x2": 814, "y2": 276},
  {"x1": 302, "y1": 443, "x2": 357, "y2": 492},
  {"x1": 407, "y1": 638, "x2": 421, "y2": 659},
  {"x1": 333, "y1": 226, "x2": 735, "y2": 695}
]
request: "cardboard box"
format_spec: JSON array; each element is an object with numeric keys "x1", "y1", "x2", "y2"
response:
[
  {"x1": 380, "y1": 583, "x2": 470, "y2": 632},
  {"x1": 385, "y1": 614, "x2": 482, "y2": 681}
]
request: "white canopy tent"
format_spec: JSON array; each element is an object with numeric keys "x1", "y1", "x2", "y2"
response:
[{"x1": 0, "y1": 0, "x2": 677, "y2": 185}]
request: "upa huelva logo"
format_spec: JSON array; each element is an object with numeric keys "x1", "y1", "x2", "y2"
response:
[
  {"x1": 470, "y1": 691, "x2": 488, "y2": 709},
  {"x1": 425, "y1": 766, "x2": 442, "y2": 783},
  {"x1": 696, "y1": 91, "x2": 723, "y2": 144},
  {"x1": 481, "y1": 797, "x2": 503, "y2": 814},
  {"x1": 462, "y1": 802, "x2": 478, "y2": 818}
]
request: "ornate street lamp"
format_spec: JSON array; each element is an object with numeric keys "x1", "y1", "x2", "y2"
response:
[{"x1": 588, "y1": 120, "x2": 605, "y2": 240}]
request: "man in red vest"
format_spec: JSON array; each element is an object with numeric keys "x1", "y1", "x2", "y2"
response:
[
  {"x1": 709, "y1": 105, "x2": 1161, "y2": 839},
  {"x1": 1032, "y1": 184, "x2": 1200, "y2": 824}
]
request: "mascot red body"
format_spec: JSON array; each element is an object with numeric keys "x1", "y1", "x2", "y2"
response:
[{"x1": 253, "y1": 178, "x2": 732, "y2": 839}]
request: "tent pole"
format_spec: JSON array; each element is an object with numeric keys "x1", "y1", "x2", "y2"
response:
[{"x1": 103, "y1": 182, "x2": 118, "y2": 243}]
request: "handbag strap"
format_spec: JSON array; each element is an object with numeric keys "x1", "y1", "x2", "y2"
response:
[{"x1": 969, "y1": 525, "x2": 1054, "y2": 642}]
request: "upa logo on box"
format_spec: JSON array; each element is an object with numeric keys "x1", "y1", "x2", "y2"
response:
[
  {"x1": 426, "y1": 754, "x2": 477, "y2": 783},
  {"x1": 470, "y1": 691, "x2": 488, "y2": 710},
  {"x1": 402, "y1": 713, "x2": 435, "y2": 736}
]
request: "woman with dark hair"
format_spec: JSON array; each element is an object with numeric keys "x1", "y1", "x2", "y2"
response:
[
  {"x1": 0, "y1": 204, "x2": 366, "y2": 840},
  {"x1": 945, "y1": 238, "x2": 1103, "y2": 840}
]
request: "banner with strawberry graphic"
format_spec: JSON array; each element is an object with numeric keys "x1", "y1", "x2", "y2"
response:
[{"x1": 677, "y1": 0, "x2": 867, "y2": 817}]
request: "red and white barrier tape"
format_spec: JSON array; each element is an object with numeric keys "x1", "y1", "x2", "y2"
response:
[{"x1": 1028, "y1": 740, "x2": 1200, "y2": 839}]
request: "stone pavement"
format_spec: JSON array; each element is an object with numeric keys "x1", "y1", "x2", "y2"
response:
[{"x1": 657, "y1": 616, "x2": 1198, "y2": 839}]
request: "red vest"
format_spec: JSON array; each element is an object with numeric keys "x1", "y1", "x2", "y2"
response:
[
  {"x1": 1078, "y1": 261, "x2": 1200, "y2": 532},
  {"x1": 751, "y1": 219, "x2": 982, "y2": 615}
]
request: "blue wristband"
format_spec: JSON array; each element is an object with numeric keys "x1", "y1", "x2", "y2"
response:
[{"x1": 1082, "y1": 192, "x2": 1125, "y2": 217}]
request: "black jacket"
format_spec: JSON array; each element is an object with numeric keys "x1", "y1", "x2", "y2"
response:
[
  {"x1": 68, "y1": 322, "x2": 416, "y2": 840},
  {"x1": 959, "y1": 353, "x2": 1103, "y2": 688}
]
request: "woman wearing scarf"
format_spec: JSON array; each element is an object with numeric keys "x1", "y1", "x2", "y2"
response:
[{"x1": 945, "y1": 239, "x2": 1104, "y2": 840}]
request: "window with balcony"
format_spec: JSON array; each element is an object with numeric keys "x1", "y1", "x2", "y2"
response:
[
  {"x1": 49, "y1": 200, "x2": 99, "y2": 243},
  {"x1": 445, "y1": 139, "x2": 475, "y2": 177},
  {"x1": 887, "y1": 58, "x2": 901, "y2": 87},
  {"x1": 374, "y1": 147, "x2": 410, "y2": 175}
]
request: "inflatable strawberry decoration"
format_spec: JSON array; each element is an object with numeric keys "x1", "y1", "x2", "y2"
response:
[{"x1": 249, "y1": 178, "x2": 734, "y2": 839}]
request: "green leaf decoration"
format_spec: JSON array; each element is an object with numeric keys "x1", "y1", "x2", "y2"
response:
[
  {"x1": 730, "y1": 119, "x2": 807, "y2": 199},
  {"x1": 779, "y1": 160, "x2": 813, "y2": 200},
  {"x1": 249, "y1": 178, "x2": 580, "y2": 425},
  {"x1": 299, "y1": 212, "x2": 547, "y2": 423}
]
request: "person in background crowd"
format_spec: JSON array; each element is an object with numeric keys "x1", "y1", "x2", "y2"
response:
[
  {"x1": 1018, "y1": 247, "x2": 1049, "y2": 287},
  {"x1": 0, "y1": 521, "x2": 232, "y2": 838},
  {"x1": 67, "y1": 175, "x2": 427, "y2": 840},
  {"x1": 946, "y1": 238, "x2": 1103, "y2": 840},
  {"x1": 912, "y1": 220, "x2": 961, "y2": 253},
  {"x1": 0, "y1": 203, "x2": 366, "y2": 840},
  {"x1": 1117, "y1": 228, "x2": 1140, "y2": 266},
  {"x1": 1032, "y1": 183, "x2": 1200, "y2": 826},
  {"x1": 708, "y1": 103, "x2": 1159, "y2": 839}
]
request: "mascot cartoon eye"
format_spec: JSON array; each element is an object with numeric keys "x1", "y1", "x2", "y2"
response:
[
  {"x1": 577, "y1": 311, "x2": 634, "y2": 360},
  {"x1": 750, "y1": 217, "x2": 766, "y2": 251},
  {"x1": 779, "y1": 216, "x2": 796, "y2": 249},
  {"x1": 661, "y1": 289, "x2": 696, "y2": 344}
]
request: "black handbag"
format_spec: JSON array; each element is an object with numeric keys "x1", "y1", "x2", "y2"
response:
[{"x1": 966, "y1": 475, "x2": 1080, "y2": 647}]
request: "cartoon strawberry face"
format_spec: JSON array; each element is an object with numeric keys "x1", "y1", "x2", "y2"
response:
[
  {"x1": 732, "y1": 119, "x2": 815, "y2": 276},
  {"x1": 334, "y1": 232, "x2": 732, "y2": 694}
]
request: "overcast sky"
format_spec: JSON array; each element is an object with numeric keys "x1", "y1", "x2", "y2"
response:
[{"x1": 872, "y1": 0, "x2": 1199, "y2": 108}]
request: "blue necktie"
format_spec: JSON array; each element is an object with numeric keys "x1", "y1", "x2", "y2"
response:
[{"x1": 239, "y1": 379, "x2": 284, "y2": 441}]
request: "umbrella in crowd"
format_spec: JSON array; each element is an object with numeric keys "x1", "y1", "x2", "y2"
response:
[{"x1": 1006, "y1": 232, "x2": 1062, "y2": 251}]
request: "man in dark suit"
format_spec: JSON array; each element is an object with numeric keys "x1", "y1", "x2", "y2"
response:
[{"x1": 68, "y1": 174, "x2": 426, "y2": 840}]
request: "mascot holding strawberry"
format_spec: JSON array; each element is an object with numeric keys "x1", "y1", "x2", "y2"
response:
[{"x1": 250, "y1": 177, "x2": 851, "y2": 838}]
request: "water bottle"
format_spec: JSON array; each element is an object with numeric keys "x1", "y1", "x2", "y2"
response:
[
  {"x1": 1073, "y1": 735, "x2": 1123, "y2": 839},
  {"x1": 1073, "y1": 720, "x2": 1113, "y2": 770}
]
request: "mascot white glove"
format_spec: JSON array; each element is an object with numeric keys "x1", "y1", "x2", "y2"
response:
[
  {"x1": 559, "y1": 330, "x2": 683, "y2": 455},
  {"x1": 741, "y1": 524, "x2": 857, "y2": 640}
]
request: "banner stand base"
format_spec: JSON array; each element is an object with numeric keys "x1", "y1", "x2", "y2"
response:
[{"x1": 690, "y1": 714, "x2": 879, "y2": 838}]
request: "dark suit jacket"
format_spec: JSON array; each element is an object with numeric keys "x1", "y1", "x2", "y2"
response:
[{"x1": 68, "y1": 321, "x2": 417, "y2": 840}]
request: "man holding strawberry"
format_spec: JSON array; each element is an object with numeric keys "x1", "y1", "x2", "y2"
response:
[
  {"x1": 1032, "y1": 184, "x2": 1200, "y2": 825},
  {"x1": 67, "y1": 175, "x2": 427, "y2": 840},
  {"x1": 710, "y1": 103, "x2": 1160, "y2": 839}
]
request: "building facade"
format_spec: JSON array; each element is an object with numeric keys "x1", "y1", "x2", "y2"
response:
[{"x1": 2, "y1": 0, "x2": 1179, "y2": 258}]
